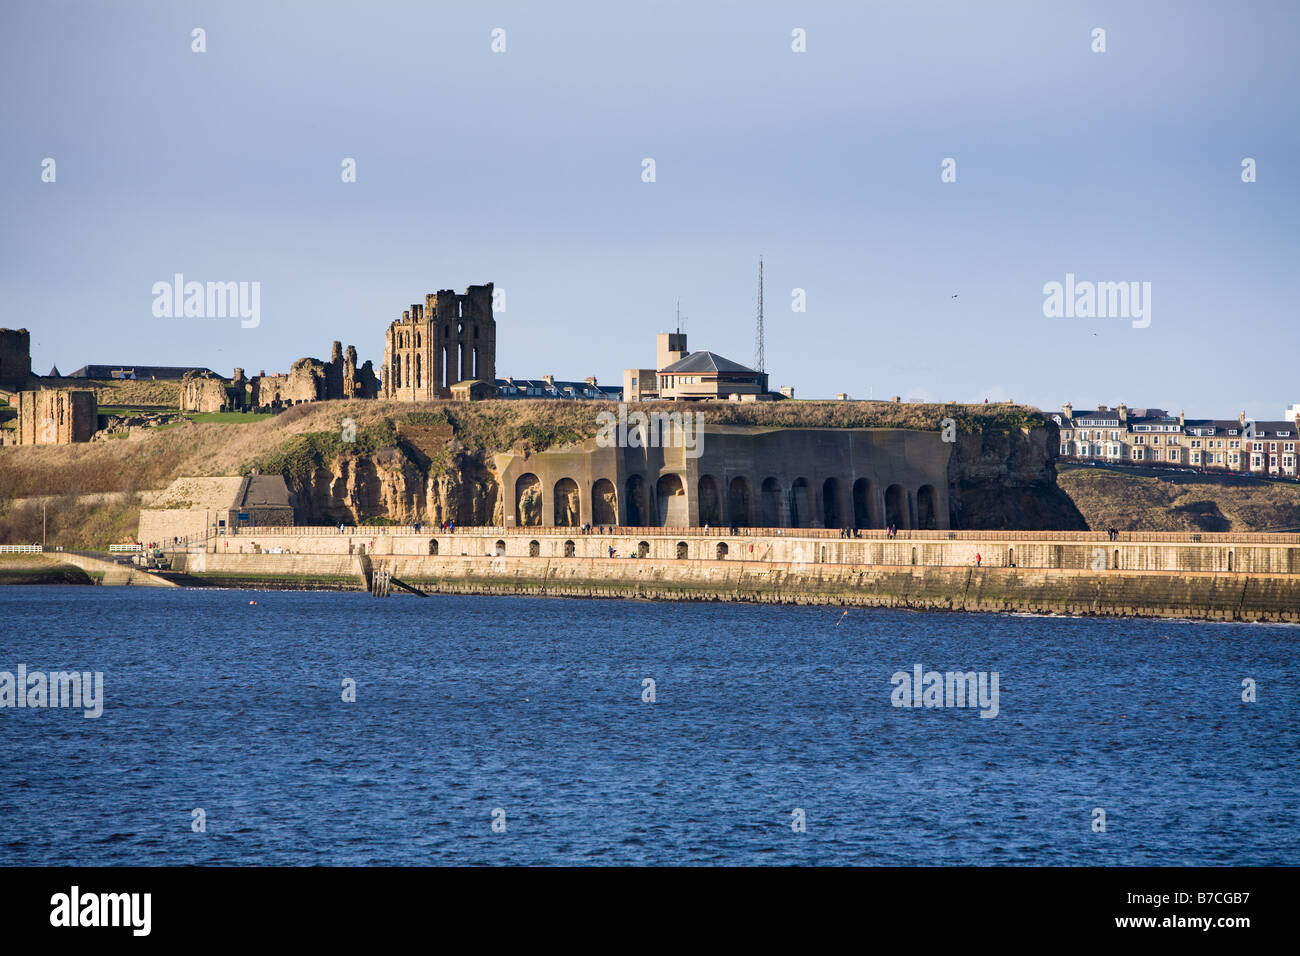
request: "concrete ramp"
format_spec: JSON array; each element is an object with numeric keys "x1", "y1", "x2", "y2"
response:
[{"x1": 61, "y1": 553, "x2": 179, "y2": 587}]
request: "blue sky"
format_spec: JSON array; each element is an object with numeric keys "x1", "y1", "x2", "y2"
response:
[{"x1": 2, "y1": 0, "x2": 1296, "y2": 418}]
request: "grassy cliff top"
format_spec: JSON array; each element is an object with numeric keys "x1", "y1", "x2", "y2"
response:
[
  {"x1": 0, "y1": 398, "x2": 1046, "y2": 499},
  {"x1": 1058, "y1": 465, "x2": 1300, "y2": 532}
]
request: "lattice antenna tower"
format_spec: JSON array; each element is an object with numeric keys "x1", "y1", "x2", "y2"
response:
[{"x1": 754, "y1": 256, "x2": 765, "y2": 372}]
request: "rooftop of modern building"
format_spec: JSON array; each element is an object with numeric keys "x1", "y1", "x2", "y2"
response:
[{"x1": 658, "y1": 350, "x2": 760, "y2": 375}]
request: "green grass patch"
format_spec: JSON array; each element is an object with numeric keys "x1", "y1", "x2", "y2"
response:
[{"x1": 185, "y1": 411, "x2": 275, "y2": 424}]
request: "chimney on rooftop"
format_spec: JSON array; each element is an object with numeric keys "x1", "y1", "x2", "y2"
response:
[
  {"x1": 543, "y1": 375, "x2": 555, "y2": 387},
  {"x1": 1118, "y1": 403, "x2": 1128, "y2": 423},
  {"x1": 1062, "y1": 402, "x2": 1073, "y2": 419}
]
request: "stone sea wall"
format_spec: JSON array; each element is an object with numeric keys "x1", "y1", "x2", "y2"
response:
[{"x1": 178, "y1": 537, "x2": 1300, "y2": 622}]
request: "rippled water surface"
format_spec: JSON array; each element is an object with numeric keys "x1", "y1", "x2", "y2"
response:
[{"x1": 1, "y1": 586, "x2": 1296, "y2": 865}]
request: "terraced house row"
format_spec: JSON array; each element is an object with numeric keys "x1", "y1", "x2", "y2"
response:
[{"x1": 1054, "y1": 402, "x2": 1300, "y2": 477}]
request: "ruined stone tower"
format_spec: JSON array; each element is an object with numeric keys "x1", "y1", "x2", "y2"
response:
[{"x1": 382, "y1": 283, "x2": 497, "y2": 400}]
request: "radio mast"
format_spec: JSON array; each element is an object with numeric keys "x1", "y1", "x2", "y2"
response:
[{"x1": 754, "y1": 256, "x2": 765, "y2": 373}]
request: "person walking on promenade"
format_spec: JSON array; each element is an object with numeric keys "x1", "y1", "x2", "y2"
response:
[{"x1": 975, "y1": 553, "x2": 982, "y2": 567}]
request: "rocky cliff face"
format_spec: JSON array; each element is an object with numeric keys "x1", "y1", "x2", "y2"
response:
[
  {"x1": 289, "y1": 446, "x2": 501, "y2": 526},
  {"x1": 947, "y1": 424, "x2": 1087, "y2": 530},
  {"x1": 279, "y1": 421, "x2": 1084, "y2": 531}
]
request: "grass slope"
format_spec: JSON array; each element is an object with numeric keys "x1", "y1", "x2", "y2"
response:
[{"x1": 1057, "y1": 465, "x2": 1300, "y2": 532}]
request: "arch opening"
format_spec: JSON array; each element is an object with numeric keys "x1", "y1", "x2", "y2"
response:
[
  {"x1": 759, "y1": 477, "x2": 782, "y2": 527},
  {"x1": 553, "y1": 477, "x2": 580, "y2": 527},
  {"x1": 515, "y1": 474, "x2": 542, "y2": 527},
  {"x1": 655, "y1": 473, "x2": 687, "y2": 527},
  {"x1": 625, "y1": 475, "x2": 649, "y2": 526},
  {"x1": 789, "y1": 478, "x2": 811, "y2": 528},
  {"x1": 885, "y1": 484, "x2": 908, "y2": 529},
  {"x1": 591, "y1": 478, "x2": 617, "y2": 525},
  {"x1": 916, "y1": 484, "x2": 938, "y2": 530},
  {"x1": 822, "y1": 477, "x2": 843, "y2": 528},
  {"x1": 728, "y1": 477, "x2": 751, "y2": 527},
  {"x1": 698, "y1": 476, "x2": 723, "y2": 526}
]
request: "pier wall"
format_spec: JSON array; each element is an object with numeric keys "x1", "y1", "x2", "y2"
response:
[{"x1": 180, "y1": 544, "x2": 1300, "y2": 622}]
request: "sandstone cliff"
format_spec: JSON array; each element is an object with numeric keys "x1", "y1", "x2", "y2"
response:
[{"x1": 947, "y1": 424, "x2": 1088, "y2": 530}]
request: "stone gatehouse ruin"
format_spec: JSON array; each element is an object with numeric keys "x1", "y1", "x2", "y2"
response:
[
  {"x1": 498, "y1": 425, "x2": 953, "y2": 529},
  {"x1": 382, "y1": 283, "x2": 497, "y2": 400},
  {"x1": 3, "y1": 387, "x2": 98, "y2": 445}
]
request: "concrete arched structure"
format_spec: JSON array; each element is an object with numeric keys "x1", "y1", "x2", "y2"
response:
[{"x1": 495, "y1": 425, "x2": 953, "y2": 530}]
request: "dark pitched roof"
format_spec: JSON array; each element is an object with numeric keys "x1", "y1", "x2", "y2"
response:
[
  {"x1": 494, "y1": 378, "x2": 623, "y2": 400},
  {"x1": 67, "y1": 364, "x2": 215, "y2": 380},
  {"x1": 658, "y1": 351, "x2": 758, "y2": 375}
]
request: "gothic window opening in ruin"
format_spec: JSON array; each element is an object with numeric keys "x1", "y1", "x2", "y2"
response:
[
  {"x1": 415, "y1": 331, "x2": 420, "y2": 348},
  {"x1": 529, "y1": 540, "x2": 540, "y2": 557},
  {"x1": 716, "y1": 542, "x2": 729, "y2": 559},
  {"x1": 591, "y1": 478, "x2": 617, "y2": 525},
  {"x1": 655, "y1": 473, "x2": 687, "y2": 527},
  {"x1": 495, "y1": 540, "x2": 505, "y2": 555},
  {"x1": 625, "y1": 475, "x2": 649, "y2": 526},
  {"x1": 554, "y1": 478, "x2": 580, "y2": 527},
  {"x1": 1114, "y1": 549, "x2": 1120, "y2": 569},
  {"x1": 393, "y1": 360, "x2": 401, "y2": 389},
  {"x1": 415, "y1": 354, "x2": 421, "y2": 389},
  {"x1": 515, "y1": 473, "x2": 542, "y2": 527},
  {"x1": 760, "y1": 477, "x2": 781, "y2": 527},
  {"x1": 564, "y1": 540, "x2": 575, "y2": 557},
  {"x1": 789, "y1": 477, "x2": 811, "y2": 528},
  {"x1": 885, "y1": 484, "x2": 908, "y2": 529},
  {"x1": 637, "y1": 541, "x2": 650, "y2": 558},
  {"x1": 728, "y1": 477, "x2": 751, "y2": 527},
  {"x1": 822, "y1": 477, "x2": 842, "y2": 528},
  {"x1": 429, "y1": 539, "x2": 438, "y2": 555},
  {"x1": 852, "y1": 478, "x2": 877, "y2": 529},
  {"x1": 1228, "y1": 550, "x2": 1234, "y2": 572},
  {"x1": 676, "y1": 541, "x2": 688, "y2": 560},
  {"x1": 911, "y1": 547, "x2": 918, "y2": 565},
  {"x1": 916, "y1": 484, "x2": 938, "y2": 530},
  {"x1": 1007, "y1": 547, "x2": 1014, "y2": 566},
  {"x1": 444, "y1": 345, "x2": 455, "y2": 389},
  {"x1": 697, "y1": 475, "x2": 722, "y2": 526},
  {"x1": 473, "y1": 346, "x2": 480, "y2": 379}
]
